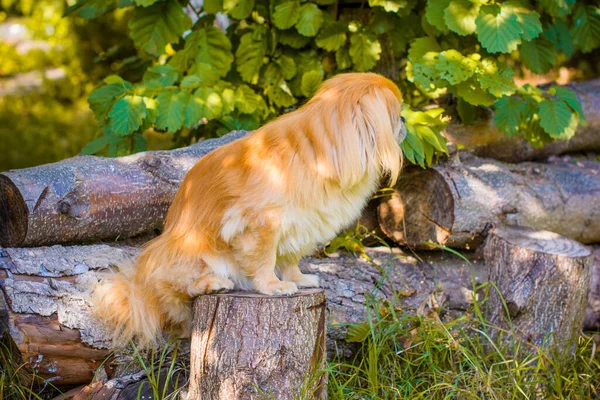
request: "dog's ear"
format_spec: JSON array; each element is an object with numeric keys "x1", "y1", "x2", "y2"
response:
[{"x1": 355, "y1": 86, "x2": 403, "y2": 187}]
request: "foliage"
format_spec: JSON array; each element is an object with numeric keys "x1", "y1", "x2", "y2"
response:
[
  {"x1": 67, "y1": 0, "x2": 598, "y2": 165},
  {"x1": 0, "y1": 0, "x2": 137, "y2": 170}
]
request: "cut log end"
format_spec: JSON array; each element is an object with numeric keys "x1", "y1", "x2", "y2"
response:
[
  {"x1": 0, "y1": 175, "x2": 27, "y2": 247},
  {"x1": 187, "y1": 289, "x2": 327, "y2": 400},
  {"x1": 490, "y1": 225, "x2": 592, "y2": 258},
  {"x1": 378, "y1": 168, "x2": 454, "y2": 248}
]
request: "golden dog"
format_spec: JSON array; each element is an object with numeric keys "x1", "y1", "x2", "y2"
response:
[{"x1": 93, "y1": 72, "x2": 404, "y2": 346}]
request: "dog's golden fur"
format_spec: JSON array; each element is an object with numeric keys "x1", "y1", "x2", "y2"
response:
[{"x1": 92, "y1": 72, "x2": 404, "y2": 346}]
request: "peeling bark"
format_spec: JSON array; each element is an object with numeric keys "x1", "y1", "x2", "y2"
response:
[
  {"x1": 483, "y1": 225, "x2": 593, "y2": 348},
  {"x1": 444, "y1": 79, "x2": 600, "y2": 162},
  {"x1": 377, "y1": 154, "x2": 600, "y2": 249},
  {"x1": 0, "y1": 131, "x2": 248, "y2": 248}
]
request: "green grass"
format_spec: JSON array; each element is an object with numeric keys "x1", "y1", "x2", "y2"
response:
[{"x1": 327, "y1": 296, "x2": 600, "y2": 399}]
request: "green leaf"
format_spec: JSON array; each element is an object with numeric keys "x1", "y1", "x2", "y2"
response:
[
  {"x1": 570, "y1": 5, "x2": 600, "y2": 54},
  {"x1": 301, "y1": 71, "x2": 323, "y2": 97},
  {"x1": 505, "y1": 2, "x2": 542, "y2": 42},
  {"x1": 494, "y1": 96, "x2": 528, "y2": 136},
  {"x1": 262, "y1": 64, "x2": 297, "y2": 107},
  {"x1": 235, "y1": 32, "x2": 268, "y2": 84},
  {"x1": 368, "y1": 8, "x2": 401, "y2": 35},
  {"x1": 475, "y1": 4, "x2": 522, "y2": 53},
  {"x1": 223, "y1": 0, "x2": 254, "y2": 19},
  {"x1": 103, "y1": 75, "x2": 128, "y2": 85},
  {"x1": 204, "y1": 0, "x2": 223, "y2": 14},
  {"x1": 368, "y1": 0, "x2": 404, "y2": 13},
  {"x1": 435, "y1": 49, "x2": 476, "y2": 85},
  {"x1": 335, "y1": 47, "x2": 352, "y2": 70},
  {"x1": 109, "y1": 95, "x2": 147, "y2": 135},
  {"x1": 520, "y1": 38, "x2": 556, "y2": 74},
  {"x1": 349, "y1": 33, "x2": 381, "y2": 72},
  {"x1": 539, "y1": 0, "x2": 574, "y2": 18},
  {"x1": 315, "y1": 22, "x2": 347, "y2": 51},
  {"x1": 295, "y1": 4, "x2": 324, "y2": 37},
  {"x1": 275, "y1": 55, "x2": 297, "y2": 80},
  {"x1": 551, "y1": 86, "x2": 585, "y2": 122},
  {"x1": 81, "y1": 136, "x2": 110, "y2": 155},
  {"x1": 346, "y1": 322, "x2": 370, "y2": 343},
  {"x1": 545, "y1": 19, "x2": 574, "y2": 57},
  {"x1": 134, "y1": 0, "x2": 160, "y2": 6},
  {"x1": 188, "y1": 27, "x2": 234, "y2": 84},
  {"x1": 155, "y1": 91, "x2": 187, "y2": 132},
  {"x1": 405, "y1": 126, "x2": 425, "y2": 159},
  {"x1": 478, "y1": 60, "x2": 516, "y2": 97},
  {"x1": 143, "y1": 64, "x2": 179, "y2": 86},
  {"x1": 88, "y1": 84, "x2": 128, "y2": 121},
  {"x1": 128, "y1": 2, "x2": 192, "y2": 56},
  {"x1": 277, "y1": 29, "x2": 311, "y2": 49},
  {"x1": 408, "y1": 36, "x2": 441, "y2": 60},
  {"x1": 234, "y1": 85, "x2": 264, "y2": 114},
  {"x1": 425, "y1": 0, "x2": 451, "y2": 33},
  {"x1": 538, "y1": 99, "x2": 577, "y2": 139},
  {"x1": 273, "y1": 1, "x2": 300, "y2": 30},
  {"x1": 65, "y1": 0, "x2": 114, "y2": 19},
  {"x1": 181, "y1": 75, "x2": 204, "y2": 88},
  {"x1": 141, "y1": 97, "x2": 158, "y2": 129},
  {"x1": 406, "y1": 38, "x2": 443, "y2": 92},
  {"x1": 221, "y1": 88, "x2": 236, "y2": 114},
  {"x1": 444, "y1": 0, "x2": 480, "y2": 36},
  {"x1": 456, "y1": 79, "x2": 496, "y2": 106},
  {"x1": 184, "y1": 88, "x2": 223, "y2": 126}
]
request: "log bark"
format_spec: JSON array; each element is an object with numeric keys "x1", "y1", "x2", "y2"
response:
[
  {"x1": 444, "y1": 79, "x2": 600, "y2": 162},
  {"x1": 0, "y1": 130, "x2": 248, "y2": 248},
  {"x1": 186, "y1": 290, "x2": 327, "y2": 400},
  {"x1": 483, "y1": 225, "x2": 593, "y2": 348},
  {"x1": 377, "y1": 154, "x2": 600, "y2": 249}
]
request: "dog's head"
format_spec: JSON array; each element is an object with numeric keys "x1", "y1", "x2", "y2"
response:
[{"x1": 304, "y1": 73, "x2": 404, "y2": 187}]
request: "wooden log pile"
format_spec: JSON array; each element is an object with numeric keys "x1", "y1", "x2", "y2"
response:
[{"x1": 0, "y1": 79, "x2": 598, "y2": 396}]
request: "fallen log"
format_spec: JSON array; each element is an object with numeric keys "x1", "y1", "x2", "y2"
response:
[
  {"x1": 187, "y1": 290, "x2": 327, "y2": 400},
  {"x1": 0, "y1": 130, "x2": 248, "y2": 248},
  {"x1": 484, "y1": 225, "x2": 592, "y2": 348},
  {"x1": 444, "y1": 79, "x2": 600, "y2": 162},
  {"x1": 377, "y1": 154, "x2": 600, "y2": 249}
]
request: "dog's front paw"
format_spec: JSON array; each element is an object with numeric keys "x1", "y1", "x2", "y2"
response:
[
  {"x1": 293, "y1": 273, "x2": 320, "y2": 288},
  {"x1": 259, "y1": 280, "x2": 298, "y2": 296}
]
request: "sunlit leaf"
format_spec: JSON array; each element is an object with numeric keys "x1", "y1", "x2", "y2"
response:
[{"x1": 128, "y1": 2, "x2": 192, "y2": 56}]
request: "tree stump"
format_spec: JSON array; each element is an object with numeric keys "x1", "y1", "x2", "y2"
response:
[
  {"x1": 186, "y1": 289, "x2": 327, "y2": 400},
  {"x1": 483, "y1": 225, "x2": 593, "y2": 349}
]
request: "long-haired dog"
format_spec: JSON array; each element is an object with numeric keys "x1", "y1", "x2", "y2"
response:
[{"x1": 92, "y1": 72, "x2": 405, "y2": 347}]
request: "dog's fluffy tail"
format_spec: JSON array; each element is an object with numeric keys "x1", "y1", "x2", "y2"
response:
[{"x1": 91, "y1": 256, "x2": 162, "y2": 348}]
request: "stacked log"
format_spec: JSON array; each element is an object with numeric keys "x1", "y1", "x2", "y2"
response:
[
  {"x1": 0, "y1": 130, "x2": 247, "y2": 248},
  {"x1": 375, "y1": 155, "x2": 600, "y2": 249}
]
